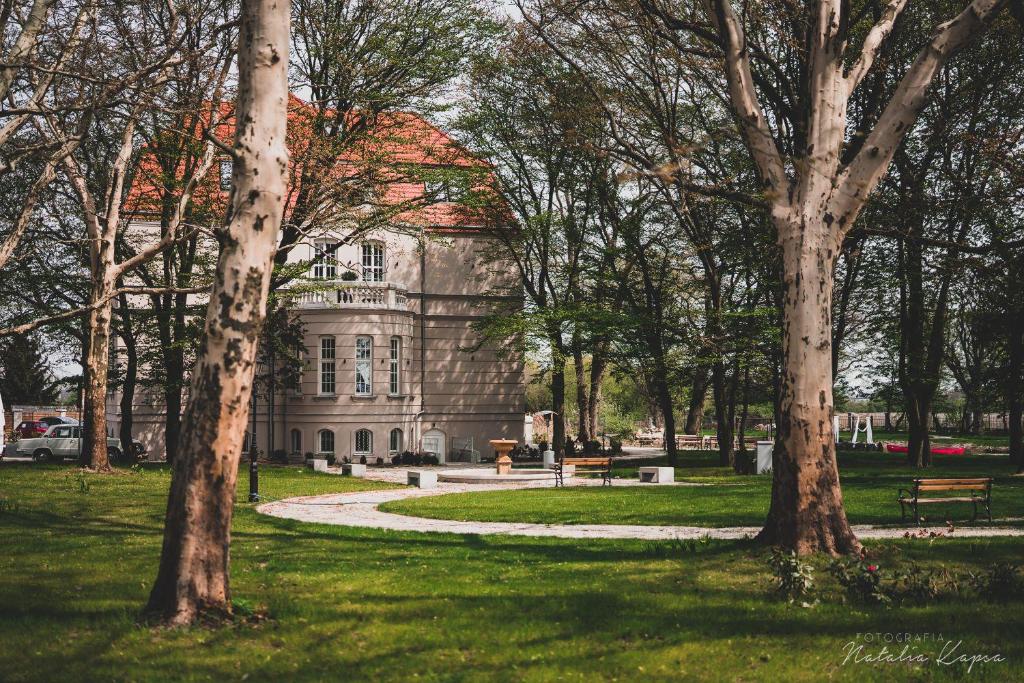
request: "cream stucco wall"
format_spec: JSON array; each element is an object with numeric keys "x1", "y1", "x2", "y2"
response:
[{"x1": 114, "y1": 225, "x2": 525, "y2": 463}]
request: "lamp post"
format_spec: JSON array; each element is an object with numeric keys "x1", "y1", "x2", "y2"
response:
[{"x1": 249, "y1": 359, "x2": 264, "y2": 503}]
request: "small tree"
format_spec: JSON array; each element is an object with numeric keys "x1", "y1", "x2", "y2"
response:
[{"x1": 0, "y1": 334, "x2": 59, "y2": 405}]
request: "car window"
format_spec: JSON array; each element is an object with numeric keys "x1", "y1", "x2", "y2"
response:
[
  {"x1": 52, "y1": 426, "x2": 71, "y2": 438},
  {"x1": 72, "y1": 427, "x2": 81, "y2": 438}
]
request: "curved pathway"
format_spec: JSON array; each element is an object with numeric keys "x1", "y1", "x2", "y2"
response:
[{"x1": 257, "y1": 469, "x2": 1024, "y2": 541}]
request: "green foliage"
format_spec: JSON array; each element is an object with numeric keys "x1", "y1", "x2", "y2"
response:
[
  {"x1": 768, "y1": 548, "x2": 816, "y2": 605},
  {"x1": 828, "y1": 558, "x2": 890, "y2": 605},
  {"x1": 0, "y1": 334, "x2": 59, "y2": 405},
  {"x1": 969, "y1": 562, "x2": 1024, "y2": 600}
]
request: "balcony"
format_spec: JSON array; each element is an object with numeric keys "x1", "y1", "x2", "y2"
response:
[{"x1": 286, "y1": 280, "x2": 409, "y2": 311}]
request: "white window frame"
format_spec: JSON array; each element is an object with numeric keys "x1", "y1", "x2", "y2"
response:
[
  {"x1": 389, "y1": 337, "x2": 401, "y2": 395},
  {"x1": 355, "y1": 429, "x2": 373, "y2": 455},
  {"x1": 355, "y1": 336, "x2": 372, "y2": 396},
  {"x1": 318, "y1": 429, "x2": 335, "y2": 455},
  {"x1": 313, "y1": 240, "x2": 338, "y2": 279},
  {"x1": 319, "y1": 337, "x2": 336, "y2": 395},
  {"x1": 361, "y1": 242, "x2": 384, "y2": 282},
  {"x1": 389, "y1": 428, "x2": 403, "y2": 454}
]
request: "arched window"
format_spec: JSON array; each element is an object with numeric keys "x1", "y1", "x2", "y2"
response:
[
  {"x1": 355, "y1": 336, "x2": 372, "y2": 396},
  {"x1": 290, "y1": 429, "x2": 302, "y2": 453},
  {"x1": 361, "y1": 242, "x2": 384, "y2": 281},
  {"x1": 389, "y1": 428, "x2": 403, "y2": 454},
  {"x1": 355, "y1": 429, "x2": 373, "y2": 455},
  {"x1": 318, "y1": 429, "x2": 335, "y2": 455}
]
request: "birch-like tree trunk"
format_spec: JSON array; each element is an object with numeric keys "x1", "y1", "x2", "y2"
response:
[
  {"x1": 692, "y1": 0, "x2": 1011, "y2": 554},
  {"x1": 145, "y1": 0, "x2": 289, "y2": 625}
]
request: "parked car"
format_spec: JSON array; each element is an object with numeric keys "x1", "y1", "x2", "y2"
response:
[
  {"x1": 14, "y1": 416, "x2": 78, "y2": 440},
  {"x1": 15, "y1": 425, "x2": 140, "y2": 463},
  {"x1": 40, "y1": 416, "x2": 79, "y2": 427}
]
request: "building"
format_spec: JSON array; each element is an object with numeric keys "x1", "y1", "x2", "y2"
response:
[{"x1": 111, "y1": 100, "x2": 525, "y2": 463}]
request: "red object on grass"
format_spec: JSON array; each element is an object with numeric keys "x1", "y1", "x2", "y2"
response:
[{"x1": 884, "y1": 444, "x2": 968, "y2": 456}]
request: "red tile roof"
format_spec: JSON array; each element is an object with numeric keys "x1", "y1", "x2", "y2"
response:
[{"x1": 125, "y1": 95, "x2": 493, "y2": 230}]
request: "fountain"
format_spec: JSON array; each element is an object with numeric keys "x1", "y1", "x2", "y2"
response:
[
  {"x1": 489, "y1": 438, "x2": 518, "y2": 475},
  {"x1": 435, "y1": 438, "x2": 558, "y2": 484}
]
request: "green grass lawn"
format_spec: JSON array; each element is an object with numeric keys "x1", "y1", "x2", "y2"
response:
[
  {"x1": 386, "y1": 452, "x2": 1024, "y2": 527},
  {"x1": 2, "y1": 462, "x2": 1023, "y2": 682}
]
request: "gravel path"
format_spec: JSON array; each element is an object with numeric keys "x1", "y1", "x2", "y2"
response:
[{"x1": 256, "y1": 466, "x2": 1024, "y2": 541}]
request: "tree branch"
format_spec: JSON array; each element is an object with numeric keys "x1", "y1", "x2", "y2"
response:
[{"x1": 845, "y1": 0, "x2": 910, "y2": 91}]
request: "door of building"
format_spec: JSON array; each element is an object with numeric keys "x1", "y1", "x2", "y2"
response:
[{"x1": 422, "y1": 429, "x2": 446, "y2": 464}]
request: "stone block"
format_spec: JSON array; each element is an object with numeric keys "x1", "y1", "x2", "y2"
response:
[
  {"x1": 407, "y1": 470, "x2": 437, "y2": 488},
  {"x1": 638, "y1": 466, "x2": 674, "y2": 484}
]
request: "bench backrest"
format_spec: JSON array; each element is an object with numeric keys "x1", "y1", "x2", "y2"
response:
[
  {"x1": 563, "y1": 457, "x2": 612, "y2": 466},
  {"x1": 914, "y1": 478, "x2": 991, "y2": 492}
]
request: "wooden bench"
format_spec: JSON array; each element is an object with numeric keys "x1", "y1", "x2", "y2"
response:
[
  {"x1": 554, "y1": 457, "x2": 612, "y2": 487},
  {"x1": 898, "y1": 478, "x2": 992, "y2": 525},
  {"x1": 675, "y1": 435, "x2": 705, "y2": 450}
]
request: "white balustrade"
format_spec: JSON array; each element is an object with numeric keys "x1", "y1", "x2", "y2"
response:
[{"x1": 285, "y1": 280, "x2": 409, "y2": 311}]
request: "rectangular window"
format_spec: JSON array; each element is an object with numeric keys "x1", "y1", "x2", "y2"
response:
[
  {"x1": 355, "y1": 336, "x2": 372, "y2": 396},
  {"x1": 361, "y1": 243, "x2": 384, "y2": 282},
  {"x1": 389, "y1": 337, "x2": 401, "y2": 395},
  {"x1": 319, "y1": 337, "x2": 336, "y2": 395},
  {"x1": 219, "y1": 159, "x2": 232, "y2": 190},
  {"x1": 313, "y1": 241, "x2": 337, "y2": 279}
]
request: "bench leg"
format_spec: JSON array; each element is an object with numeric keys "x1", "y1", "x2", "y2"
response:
[
  {"x1": 972, "y1": 500, "x2": 978, "y2": 523},
  {"x1": 986, "y1": 498, "x2": 992, "y2": 523},
  {"x1": 554, "y1": 470, "x2": 562, "y2": 488},
  {"x1": 899, "y1": 501, "x2": 905, "y2": 523},
  {"x1": 914, "y1": 502, "x2": 920, "y2": 527}
]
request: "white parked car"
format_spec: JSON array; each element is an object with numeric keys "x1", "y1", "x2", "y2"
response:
[{"x1": 15, "y1": 424, "x2": 125, "y2": 463}]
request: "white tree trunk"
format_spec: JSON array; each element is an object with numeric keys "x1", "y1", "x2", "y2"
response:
[
  {"x1": 146, "y1": 0, "x2": 289, "y2": 625},
  {"x1": 757, "y1": 212, "x2": 859, "y2": 554}
]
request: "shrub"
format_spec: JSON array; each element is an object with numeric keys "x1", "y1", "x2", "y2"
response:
[
  {"x1": 891, "y1": 563, "x2": 958, "y2": 605},
  {"x1": 304, "y1": 451, "x2": 315, "y2": 461},
  {"x1": 400, "y1": 450, "x2": 415, "y2": 465},
  {"x1": 969, "y1": 563, "x2": 1023, "y2": 600},
  {"x1": 422, "y1": 453, "x2": 439, "y2": 465},
  {"x1": 270, "y1": 449, "x2": 288, "y2": 464},
  {"x1": 391, "y1": 454, "x2": 402, "y2": 465},
  {"x1": 375, "y1": 457, "x2": 384, "y2": 465},
  {"x1": 609, "y1": 437, "x2": 623, "y2": 454},
  {"x1": 325, "y1": 453, "x2": 337, "y2": 466},
  {"x1": 340, "y1": 269, "x2": 359, "y2": 281},
  {"x1": 583, "y1": 440, "x2": 601, "y2": 455},
  {"x1": 538, "y1": 440, "x2": 549, "y2": 452},
  {"x1": 643, "y1": 535, "x2": 713, "y2": 557},
  {"x1": 768, "y1": 548, "x2": 815, "y2": 605},
  {"x1": 359, "y1": 455, "x2": 367, "y2": 465},
  {"x1": 829, "y1": 558, "x2": 890, "y2": 605}
]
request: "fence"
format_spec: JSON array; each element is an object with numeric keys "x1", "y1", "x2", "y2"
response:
[
  {"x1": 3, "y1": 404, "x2": 83, "y2": 440},
  {"x1": 697, "y1": 412, "x2": 1013, "y2": 436}
]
